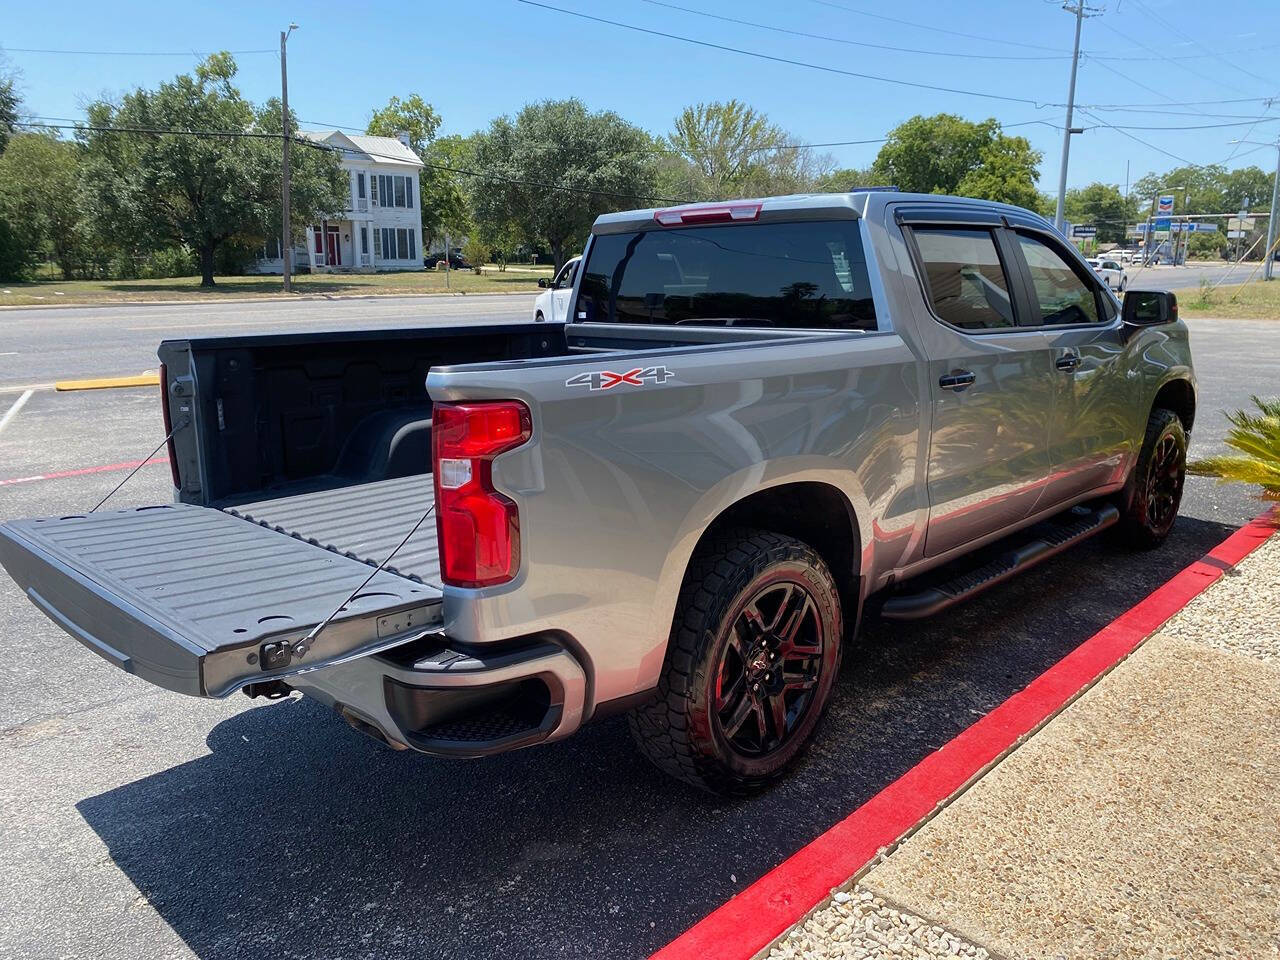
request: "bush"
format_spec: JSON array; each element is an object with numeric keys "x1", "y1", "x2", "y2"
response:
[
  {"x1": 1188, "y1": 232, "x2": 1225, "y2": 261},
  {"x1": 138, "y1": 246, "x2": 198, "y2": 279},
  {"x1": 1188, "y1": 395, "x2": 1280, "y2": 501},
  {"x1": 462, "y1": 237, "x2": 489, "y2": 275}
]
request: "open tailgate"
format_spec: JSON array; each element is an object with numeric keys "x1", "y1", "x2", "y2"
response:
[{"x1": 0, "y1": 503, "x2": 442, "y2": 697}]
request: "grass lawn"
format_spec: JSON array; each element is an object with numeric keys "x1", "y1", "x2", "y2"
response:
[
  {"x1": 1179, "y1": 281, "x2": 1280, "y2": 320},
  {"x1": 0, "y1": 265, "x2": 553, "y2": 307}
]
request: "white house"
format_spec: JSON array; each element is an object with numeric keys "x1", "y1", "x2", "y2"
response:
[{"x1": 250, "y1": 130, "x2": 424, "y2": 273}]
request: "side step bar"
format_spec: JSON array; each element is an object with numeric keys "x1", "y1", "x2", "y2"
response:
[{"x1": 880, "y1": 504, "x2": 1120, "y2": 621}]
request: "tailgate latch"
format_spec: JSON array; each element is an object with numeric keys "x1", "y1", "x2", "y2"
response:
[{"x1": 259, "y1": 640, "x2": 293, "y2": 671}]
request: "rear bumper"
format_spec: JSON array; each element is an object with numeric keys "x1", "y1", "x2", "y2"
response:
[{"x1": 288, "y1": 634, "x2": 589, "y2": 758}]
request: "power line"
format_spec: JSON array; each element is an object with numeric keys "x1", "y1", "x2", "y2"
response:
[
  {"x1": 1097, "y1": 20, "x2": 1248, "y2": 97},
  {"x1": 637, "y1": 0, "x2": 1076, "y2": 61},
  {"x1": 1075, "y1": 107, "x2": 1207, "y2": 168},
  {"x1": 802, "y1": 0, "x2": 1069, "y2": 53},
  {"x1": 1126, "y1": 0, "x2": 1277, "y2": 89},
  {"x1": 513, "y1": 0, "x2": 1060, "y2": 107}
]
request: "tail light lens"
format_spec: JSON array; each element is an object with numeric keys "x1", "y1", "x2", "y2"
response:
[
  {"x1": 157, "y1": 363, "x2": 180, "y2": 489},
  {"x1": 432, "y1": 401, "x2": 533, "y2": 588}
]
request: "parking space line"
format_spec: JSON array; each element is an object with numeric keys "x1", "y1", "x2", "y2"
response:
[
  {"x1": 0, "y1": 389, "x2": 33, "y2": 434},
  {"x1": 651, "y1": 506, "x2": 1280, "y2": 960},
  {"x1": 0, "y1": 457, "x2": 170, "y2": 487},
  {"x1": 55, "y1": 373, "x2": 160, "y2": 391}
]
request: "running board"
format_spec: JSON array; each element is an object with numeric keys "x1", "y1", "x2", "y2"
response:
[{"x1": 880, "y1": 504, "x2": 1120, "y2": 621}]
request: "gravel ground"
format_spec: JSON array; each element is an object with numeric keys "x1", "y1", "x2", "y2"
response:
[
  {"x1": 772, "y1": 516, "x2": 1280, "y2": 960},
  {"x1": 768, "y1": 887, "x2": 992, "y2": 960},
  {"x1": 1161, "y1": 518, "x2": 1280, "y2": 664}
]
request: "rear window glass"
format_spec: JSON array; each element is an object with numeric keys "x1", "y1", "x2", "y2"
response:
[{"x1": 575, "y1": 220, "x2": 877, "y2": 330}]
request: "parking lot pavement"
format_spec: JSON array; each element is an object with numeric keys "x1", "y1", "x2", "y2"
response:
[
  {"x1": 0, "y1": 293, "x2": 537, "y2": 390},
  {"x1": 0, "y1": 313, "x2": 1274, "y2": 959}
]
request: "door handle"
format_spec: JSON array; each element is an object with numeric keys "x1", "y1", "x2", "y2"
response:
[
  {"x1": 1055, "y1": 353, "x2": 1081, "y2": 371},
  {"x1": 938, "y1": 370, "x2": 976, "y2": 391}
]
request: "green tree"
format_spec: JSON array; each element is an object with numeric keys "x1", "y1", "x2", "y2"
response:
[
  {"x1": 872, "y1": 114, "x2": 1042, "y2": 207},
  {"x1": 79, "y1": 53, "x2": 347, "y2": 287},
  {"x1": 470, "y1": 98, "x2": 658, "y2": 270},
  {"x1": 0, "y1": 55, "x2": 20, "y2": 154},
  {"x1": 956, "y1": 135, "x2": 1044, "y2": 209},
  {"x1": 365, "y1": 94, "x2": 441, "y2": 155},
  {"x1": 0, "y1": 216, "x2": 34, "y2": 280},
  {"x1": 812, "y1": 166, "x2": 889, "y2": 192},
  {"x1": 0, "y1": 132, "x2": 92, "y2": 278},
  {"x1": 1063, "y1": 182, "x2": 1133, "y2": 244},
  {"x1": 664, "y1": 100, "x2": 831, "y2": 200}
]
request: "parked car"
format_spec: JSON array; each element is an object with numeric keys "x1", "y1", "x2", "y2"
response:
[
  {"x1": 0, "y1": 192, "x2": 1194, "y2": 795},
  {"x1": 1088, "y1": 256, "x2": 1128, "y2": 291},
  {"x1": 424, "y1": 253, "x2": 470, "y2": 270},
  {"x1": 533, "y1": 256, "x2": 581, "y2": 322}
]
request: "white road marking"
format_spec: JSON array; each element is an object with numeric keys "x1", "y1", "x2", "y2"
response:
[
  {"x1": 0, "y1": 389, "x2": 34, "y2": 434},
  {"x1": 0, "y1": 351, "x2": 18, "y2": 356}
]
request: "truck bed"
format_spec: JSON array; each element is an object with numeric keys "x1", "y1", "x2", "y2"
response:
[{"x1": 224, "y1": 475, "x2": 439, "y2": 585}]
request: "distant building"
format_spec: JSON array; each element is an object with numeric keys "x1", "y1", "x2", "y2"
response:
[{"x1": 249, "y1": 130, "x2": 423, "y2": 273}]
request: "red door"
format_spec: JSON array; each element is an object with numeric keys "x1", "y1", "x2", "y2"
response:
[{"x1": 325, "y1": 226, "x2": 341, "y2": 267}]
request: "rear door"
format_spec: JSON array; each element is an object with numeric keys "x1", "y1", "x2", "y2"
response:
[
  {"x1": 550, "y1": 258, "x2": 579, "y2": 323},
  {"x1": 1005, "y1": 227, "x2": 1138, "y2": 504},
  {"x1": 896, "y1": 210, "x2": 1055, "y2": 557},
  {"x1": 0, "y1": 504, "x2": 442, "y2": 697}
]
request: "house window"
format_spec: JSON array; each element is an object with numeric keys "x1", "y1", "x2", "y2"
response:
[
  {"x1": 373, "y1": 227, "x2": 382, "y2": 258},
  {"x1": 263, "y1": 235, "x2": 281, "y2": 259},
  {"x1": 370, "y1": 174, "x2": 378, "y2": 206},
  {"x1": 380, "y1": 175, "x2": 390, "y2": 207},
  {"x1": 313, "y1": 228, "x2": 323, "y2": 254},
  {"x1": 406, "y1": 177, "x2": 413, "y2": 208},
  {"x1": 394, "y1": 176, "x2": 406, "y2": 207},
  {"x1": 357, "y1": 172, "x2": 366, "y2": 199},
  {"x1": 408, "y1": 229, "x2": 416, "y2": 261},
  {"x1": 361, "y1": 227, "x2": 368, "y2": 255},
  {"x1": 382, "y1": 228, "x2": 397, "y2": 259}
]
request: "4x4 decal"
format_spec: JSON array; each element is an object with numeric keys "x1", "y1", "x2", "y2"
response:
[{"x1": 565, "y1": 365, "x2": 675, "y2": 391}]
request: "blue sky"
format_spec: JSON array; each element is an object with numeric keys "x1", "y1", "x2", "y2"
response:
[{"x1": 4, "y1": 0, "x2": 1279, "y2": 196}]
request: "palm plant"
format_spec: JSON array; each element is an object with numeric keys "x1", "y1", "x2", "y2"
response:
[{"x1": 1187, "y1": 395, "x2": 1280, "y2": 502}]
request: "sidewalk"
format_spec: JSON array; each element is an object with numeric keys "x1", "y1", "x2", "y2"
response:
[{"x1": 769, "y1": 524, "x2": 1280, "y2": 960}]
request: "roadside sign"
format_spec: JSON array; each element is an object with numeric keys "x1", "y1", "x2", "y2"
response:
[
  {"x1": 1072, "y1": 225, "x2": 1097, "y2": 237},
  {"x1": 1191, "y1": 222, "x2": 1218, "y2": 233},
  {"x1": 1227, "y1": 217, "x2": 1256, "y2": 231},
  {"x1": 1157, "y1": 195, "x2": 1175, "y2": 214},
  {"x1": 1154, "y1": 216, "x2": 1172, "y2": 231},
  {"x1": 1227, "y1": 230, "x2": 1246, "y2": 239}
]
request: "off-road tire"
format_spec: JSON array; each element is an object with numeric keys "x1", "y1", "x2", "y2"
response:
[
  {"x1": 628, "y1": 529, "x2": 842, "y2": 795},
  {"x1": 1113, "y1": 408, "x2": 1187, "y2": 549}
]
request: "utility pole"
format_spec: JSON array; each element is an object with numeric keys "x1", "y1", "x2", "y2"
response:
[
  {"x1": 1266, "y1": 139, "x2": 1280, "y2": 281},
  {"x1": 280, "y1": 23, "x2": 298, "y2": 293},
  {"x1": 1054, "y1": 1, "x2": 1094, "y2": 233}
]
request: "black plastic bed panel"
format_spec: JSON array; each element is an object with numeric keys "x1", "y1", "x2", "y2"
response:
[
  {"x1": 0, "y1": 504, "x2": 441, "y2": 697},
  {"x1": 224, "y1": 475, "x2": 439, "y2": 584}
]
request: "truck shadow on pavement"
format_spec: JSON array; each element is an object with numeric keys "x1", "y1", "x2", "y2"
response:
[{"x1": 76, "y1": 516, "x2": 1232, "y2": 960}]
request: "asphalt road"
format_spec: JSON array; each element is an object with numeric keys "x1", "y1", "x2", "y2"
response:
[
  {"x1": 0, "y1": 293, "x2": 537, "y2": 390},
  {"x1": 0, "y1": 305, "x2": 1276, "y2": 959},
  {"x1": 1124, "y1": 260, "x2": 1261, "y2": 290}
]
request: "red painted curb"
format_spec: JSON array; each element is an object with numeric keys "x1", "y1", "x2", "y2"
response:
[
  {"x1": 653, "y1": 507, "x2": 1279, "y2": 960},
  {"x1": 0, "y1": 457, "x2": 170, "y2": 487}
]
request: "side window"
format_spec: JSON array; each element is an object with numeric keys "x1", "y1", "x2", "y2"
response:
[
  {"x1": 912, "y1": 228, "x2": 1016, "y2": 330},
  {"x1": 1017, "y1": 233, "x2": 1101, "y2": 326},
  {"x1": 553, "y1": 261, "x2": 574, "y2": 288}
]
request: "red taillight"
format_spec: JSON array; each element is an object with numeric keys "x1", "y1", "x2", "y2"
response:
[
  {"x1": 653, "y1": 202, "x2": 761, "y2": 226},
  {"x1": 432, "y1": 401, "x2": 533, "y2": 588},
  {"x1": 158, "y1": 363, "x2": 180, "y2": 489}
]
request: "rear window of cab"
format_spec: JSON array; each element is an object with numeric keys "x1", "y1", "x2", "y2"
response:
[{"x1": 575, "y1": 220, "x2": 878, "y2": 331}]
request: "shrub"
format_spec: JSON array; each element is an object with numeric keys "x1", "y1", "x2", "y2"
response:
[
  {"x1": 462, "y1": 237, "x2": 488, "y2": 275},
  {"x1": 1188, "y1": 396, "x2": 1280, "y2": 502}
]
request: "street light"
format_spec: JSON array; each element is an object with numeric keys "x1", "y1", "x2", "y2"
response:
[
  {"x1": 281, "y1": 23, "x2": 299, "y2": 293},
  {"x1": 1228, "y1": 137, "x2": 1279, "y2": 281}
]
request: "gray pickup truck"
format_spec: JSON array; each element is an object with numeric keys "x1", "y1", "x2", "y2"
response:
[{"x1": 0, "y1": 191, "x2": 1194, "y2": 794}]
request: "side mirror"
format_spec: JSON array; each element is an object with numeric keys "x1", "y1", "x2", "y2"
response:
[
  {"x1": 537, "y1": 278, "x2": 549, "y2": 288},
  {"x1": 1122, "y1": 289, "x2": 1177, "y2": 330}
]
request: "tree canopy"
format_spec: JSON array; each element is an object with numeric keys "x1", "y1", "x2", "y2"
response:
[
  {"x1": 871, "y1": 114, "x2": 1042, "y2": 207},
  {"x1": 79, "y1": 53, "x2": 348, "y2": 286},
  {"x1": 1063, "y1": 182, "x2": 1134, "y2": 244},
  {"x1": 470, "y1": 98, "x2": 658, "y2": 270},
  {"x1": 0, "y1": 132, "x2": 91, "y2": 278},
  {"x1": 0, "y1": 56, "x2": 20, "y2": 155}
]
